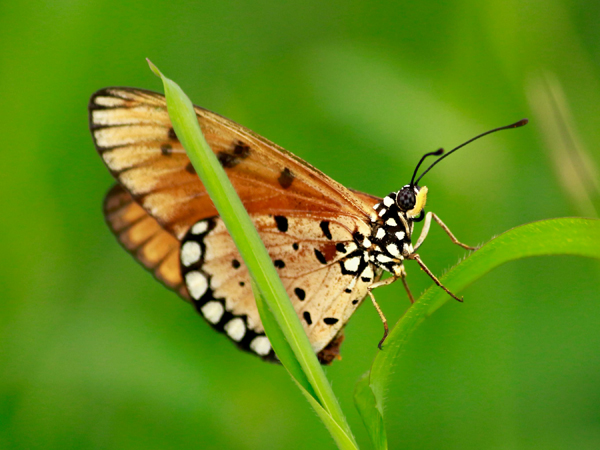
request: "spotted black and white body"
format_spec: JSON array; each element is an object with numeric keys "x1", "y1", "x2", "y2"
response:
[
  {"x1": 365, "y1": 189, "x2": 420, "y2": 271},
  {"x1": 337, "y1": 186, "x2": 427, "y2": 297}
]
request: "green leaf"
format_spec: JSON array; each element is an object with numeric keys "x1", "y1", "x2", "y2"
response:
[
  {"x1": 148, "y1": 61, "x2": 358, "y2": 449},
  {"x1": 355, "y1": 217, "x2": 600, "y2": 449}
]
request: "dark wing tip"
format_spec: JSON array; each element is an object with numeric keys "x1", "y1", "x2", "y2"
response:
[{"x1": 88, "y1": 87, "x2": 118, "y2": 112}]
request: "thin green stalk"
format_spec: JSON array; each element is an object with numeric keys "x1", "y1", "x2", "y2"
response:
[{"x1": 148, "y1": 60, "x2": 358, "y2": 449}]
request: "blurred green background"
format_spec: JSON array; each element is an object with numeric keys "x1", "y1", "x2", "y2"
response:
[{"x1": 2, "y1": 0, "x2": 600, "y2": 448}]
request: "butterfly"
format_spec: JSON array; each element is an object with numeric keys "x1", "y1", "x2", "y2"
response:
[{"x1": 89, "y1": 87, "x2": 527, "y2": 363}]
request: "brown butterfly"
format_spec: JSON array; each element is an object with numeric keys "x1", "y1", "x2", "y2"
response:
[{"x1": 89, "y1": 87, "x2": 526, "y2": 363}]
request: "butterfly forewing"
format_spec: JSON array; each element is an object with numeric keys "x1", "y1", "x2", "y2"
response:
[
  {"x1": 90, "y1": 88, "x2": 376, "y2": 239},
  {"x1": 90, "y1": 87, "x2": 382, "y2": 361}
]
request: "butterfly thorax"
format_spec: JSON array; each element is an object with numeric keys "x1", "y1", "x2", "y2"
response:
[{"x1": 355, "y1": 185, "x2": 427, "y2": 276}]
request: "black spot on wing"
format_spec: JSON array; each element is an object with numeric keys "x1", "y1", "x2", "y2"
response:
[
  {"x1": 217, "y1": 151, "x2": 240, "y2": 168},
  {"x1": 292, "y1": 243, "x2": 299, "y2": 251},
  {"x1": 233, "y1": 141, "x2": 251, "y2": 158},
  {"x1": 314, "y1": 248, "x2": 327, "y2": 264},
  {"x1": 185, "y1": 162, "x2": 196, "y2": 174},
  {"x1": 232, "y1": 259, "x2": 241, "y2": 269},
  {"x1": 336, "y1": 243, "x2": 346, "y2": 253},
  {"x1": 278, "y1": 167, "x2": 294, "y2": 189},
  {"x1": 352, "y1": 299, "x2": 359, "y2": 305},
  {"x1": 320, "y1": 221, "x2": 332, "y2": 240},
  {"x1": 274, "y1": 259, "x2": 285, "y2": 269},
  {"x1": 274, "y1": 216, "x2": 288, "y2": 232},
  {"x1": 216, "y1": 141, "x2": 251, "y2": 168},
  {"x1": 294, "y1": 288, "x2": 306, "y2": 300},
  {"x1": 324, "y1": 317, "x2": 339, "y2": 325},
  {"x1": 168, "y1": 127, "x2": 178, "y2": 140},
  {"x1": 303, "y1": 311, "x2": 313, "y2": 325}
]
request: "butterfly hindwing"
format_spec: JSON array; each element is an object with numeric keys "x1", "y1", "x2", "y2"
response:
[
  {"x1": 103, "y1": 184, "x2": 189, "y2": 299},
  {"x1": 180, "y1": 212, "x2": 382, "y2": 358}
]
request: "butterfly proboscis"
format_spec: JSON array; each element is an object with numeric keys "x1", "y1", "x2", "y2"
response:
[{"x1": 89, "y1": 87, "x2": 527, "y2": 363}]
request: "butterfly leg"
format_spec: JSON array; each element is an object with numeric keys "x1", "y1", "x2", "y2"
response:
[
  {"x1": 400, "y1": 268, "x2": 415, "y2": 304},
  {"x1": 366, "y1": 276, "x2": 398, "y2": 349},
  {"x1": 367, "y1": 290, "x2": 389, "y2": 349},
  {"x1": 410, "y1": 253, "x2": 463, "y2": 302},
  {"x1": 414, "y1": 212, "x2": 479, "y2": 251}
]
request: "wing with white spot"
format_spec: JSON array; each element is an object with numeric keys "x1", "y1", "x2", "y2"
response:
[{"x1": 180, "y1": 214, "x2": 382, "y2": 359}]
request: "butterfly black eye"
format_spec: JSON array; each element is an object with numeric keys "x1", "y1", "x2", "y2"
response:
[{"x1": 396, "y1": 186, "x2": 416, "y2": 211}]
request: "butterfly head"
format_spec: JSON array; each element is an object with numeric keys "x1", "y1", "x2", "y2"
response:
[
  {"x1": 396, "y1": 184, "x2": 428, "y2": 219},
  {"x1": 390, "y1": 146, "x2": 444, "y2": 222}
]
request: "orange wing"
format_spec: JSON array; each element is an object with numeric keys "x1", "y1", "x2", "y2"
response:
[
  {"x1": 91, "y1": 87, "x2": 384, "y2": 362},
  {"x1": 103, "y1": 184, "x2": 189, "y2": 300},
  {"x1": 90, "y1": 87, "x2": 379, "y2": 240}
]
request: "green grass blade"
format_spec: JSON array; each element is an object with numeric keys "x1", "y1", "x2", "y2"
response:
[
  {"x1": 355, "y1": 217, "x2": 600, "y2": 449},
  {"x1": 254, "y1": 284, "x2": 358, "y2": 449},
  {"x1": 354, "y1": 372, "x2": 387, "y2": 450},
  {"x1": 252, "y1": 280, "x2": 316, "y2": 398},
  {"x1": 296, "y1": 379, "x2": 361, "y2": 450},
  {"x1": 148, "y1": 61, "x2": 358, "y2": 449}
]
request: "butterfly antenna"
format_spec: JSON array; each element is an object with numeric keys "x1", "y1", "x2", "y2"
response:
[
  {"x1": 410, "y1": 148, "x2": 444, "y2": 186},
  {"x1": 415, "y1": 119, "x2": 528, "y2": 185}
]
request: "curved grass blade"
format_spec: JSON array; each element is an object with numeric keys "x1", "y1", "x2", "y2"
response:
[
  {"x1": 355, "y1": 217, "x2": 600, "y2": 450},
  {"x1": 252, "y1": 280, "x2": 315, "y2": 398},
  {"x1": 148, "y1": 60, "x2": 358, "y2": 449},
  {"x1": 255, "y1": 284, "x2": 357, "y2": 449}
]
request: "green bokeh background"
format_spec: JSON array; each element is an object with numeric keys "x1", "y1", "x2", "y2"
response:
[{"x1": 2, "y1": 1, "x2": 600, "y2": 449}]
